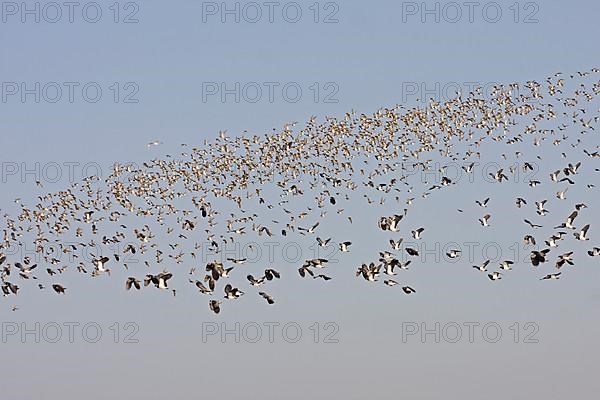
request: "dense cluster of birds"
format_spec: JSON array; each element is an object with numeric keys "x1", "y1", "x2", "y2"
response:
[{"x1": 1, "y1": 68, "x2": 599, "y2": 314}]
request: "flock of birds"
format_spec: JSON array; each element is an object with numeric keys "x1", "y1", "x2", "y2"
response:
[{"x1": 1, "y1": 68, "x2": 599, "y2": 314}]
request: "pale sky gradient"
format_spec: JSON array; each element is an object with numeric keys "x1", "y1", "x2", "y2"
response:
[{"x1": 1, "y1": 1, "x2": 599, "y2": 399}]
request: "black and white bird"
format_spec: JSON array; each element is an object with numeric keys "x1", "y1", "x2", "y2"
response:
[
  {"x1": 226, "y1": 258, "x2": 247, "y2": 265},
  {"x1": 147, "y1": 140, "x2": 162, "y2": 148},
  {"x1": 545, "y1": 233, "x2": 565, "y2": 247},
  {"x1": 298, "y1": 266, "x2": 314, "y2": 278},
  {"x1": 556, "y1": 188, "x2": 568, "y2": 200},
  {"x1": 540, "y1": 272, "x2": 561, "y2": 280},
  {"x1": 563, "y1": 162, "x2": 581, "y2": 175},
  {"x1": 406, "y1": 247, "x2": 419, "y2": 257},
  {"x1": 125, "y1": 277, "x2": 141, "y2": 290},
  {"x1": 190, "y1": 279, "x2": 212, "y2": 294},
  {"x1": 92, "y1": 256, "x2": 111, "y2": 275},
  {"x1": 356, "y1": 263, "x2": 381, "y2": 282},
  {"x1": 303, "y1": 258, "x2": 328, "y2": 269},
  {"x1": 1, "y1": 282, "x2": 19, "y2": 296},
  {"x1": 535, "y1": 200, "x2": 549, "y2": 216},
  {"x1": 411, "y1": 227, "x2": 425, "y2": 239},
  {"x1": 555, "y1": 252, "x2": 574, "y2": 269},
  {"x1": 499, "y1": 260, "x2": 514, "y2": 271},
  {"x1": 298, "y1": 222, "x2": 320, "y2": 234},
  {"x1": 490, "y1": 169, "x2": 508, "y2": 182},
  {"x1": 446, "y1": 249, "x2": 461, "y2": 259},
  {"x1": 524, "y1": 219, "x2": 543, "y2": 229},
  {"x1": 389, "y1": 238, "x2": 403, "y2": 250},
  {"x1": 258, "y1": 291, "x2": 275, "y2": 304},
  {"x1": 530, "y1": 249, "x2": 551, "y2": 266},
  {"x1": 473, "y1": 260, "x2": 490, "y2": 272},
  {"x1": 574, "y1": 224, "x2": 590, "y2": 240},
  {"x1": 402, "y1": 286, "x2": 416, "y2": 294},
  {"x1": 14, "y1": 263, "x2": 37, "y2": 280},
  {"x1": 555, "y1": 210, "x2": 578, "y2": 229},
  {"x1": 398, "y1": 260, "x2": 411, "y2": 270},
  {"x1": 206, "y1": 262, "x2": 234, "y2": 279},
  {"x1": 339, "y1": 242, "x2": 352, "y2": 252},
  {"x1": 383, "y1": 259, "x2": 401, "y2": 276},
  {"x1": 316, "y1": 237, "x2": 331, "y2": 247},
  {"x1": 204, "y1": 275, "x2": 216, "y2": 291},
  {"x1": 264, "y1": 268, "x2": 280, "y2": 281},
  {"x1": 388, "y1": 214, "x2": 404, "y2": 232},
  {"x1": 379, "y1": 214, "x2": 403, "y2": 232},
  {"x1": 488, "y1": 272, "x2": 502, "y2": 281},
  {"x1": 52, "y1": 284, "x2": 66, "y2": 294},
  {"x1": 144, "y1": 272, "x2": 172, "y2": 289},
  {"x1": 478, "y1": 214, "x2": 491, "y2": 227},
  {"x1": 476, "y1": 197, "x2": 490, "y2": 207},
  {"x1": 523, "y1": 235, "x2": 536, "y2": 246},
  {"x1": 209, "y1": 300, "x2": 222, "y2": 314},
  {"x1": 224, "y1": 284, "x2": 244, "y2": 299}
]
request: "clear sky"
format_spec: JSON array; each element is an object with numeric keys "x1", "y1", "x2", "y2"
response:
[{"x1": 1, "y1": 1, "x2": 599, "y2": 399}]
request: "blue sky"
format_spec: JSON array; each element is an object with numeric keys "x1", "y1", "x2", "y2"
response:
[{"x1": 1, "y1": 1, "x2": 599, "y2": 399}]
